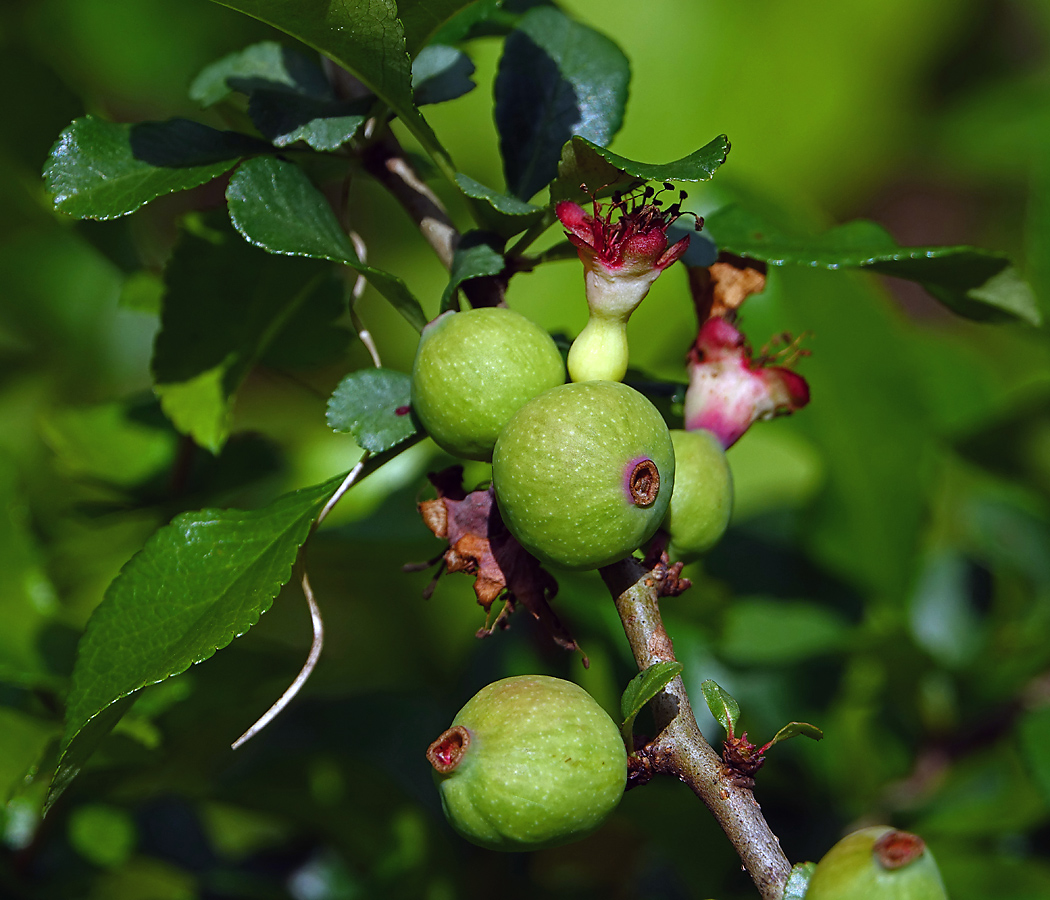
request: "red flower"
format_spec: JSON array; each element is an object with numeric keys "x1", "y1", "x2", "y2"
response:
[{"x1": 684, "y1": 317, "x2": 810, "y2": 449}]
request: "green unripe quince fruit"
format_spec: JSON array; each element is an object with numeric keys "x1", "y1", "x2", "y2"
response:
[
  {"x1": 663, "y1": 429, "x2": 733, "y2": 561},
  {"x1": 806, "y1": 827, "x2": 948, "y2": 900},
  {"x1": 492, "y1": 381, "x2": 675, "y2": 570},
  {"x1": 427, "y1": 675, "x2": 626, "y2": 851},
  {"x1": 411, "y1": 307, "x2": 565, "y2": 461}
]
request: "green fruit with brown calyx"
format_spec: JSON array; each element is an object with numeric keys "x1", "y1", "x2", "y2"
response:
[
  {"x1": 491, "y1": 381, "x2": 675, "y2": 570},
  {"x1": 410, "y1": 307, "x2": 565, "y2": 462},
  {"x1": 663, "y1": 429, "x2": 733, "y2": 561},
  {"x1": 426, "y1": 675, "x2": 626, "y2": 852},
  {"x1": 805, "y1": 827, "x2": 949, "y2": 900}
]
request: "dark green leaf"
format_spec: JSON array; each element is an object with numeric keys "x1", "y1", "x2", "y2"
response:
[
  {"x1": 208, "y1": 0, "x2": 450, "y2": 167},
  {"x1": 783, "y1": 862, "x2": 817, "y2": 900},
  {"x1": 226, "y1": 157, "x2": 427, "y2": 331},
  {"x1": 494, "y1": 6, "x2": 630, "y2": 199},
  {"x1": 326, "y1": 368, "x2": 418, "y2": 452},
  {"x1": 768, "y1": 721, "x2": 824, "y2": 746},
  {"x1": 551, "y1": 134, "x2": 732, "y2": 203},
  {"x1": 431, "y1": 0, "x2": 514, "y2": 44},
  {"x1": 44, "y1": 116, "x2": 261, "y2": 220},
  {"x1": 50, "y1": 472, "x2": 347, "y2": 811},
  {"x1": 190, "y1": 41, "x2": 332, "y2": 107},
  {"x1": 412, "y1": 45, "x2": 476, "y2": 106},
  {"x1": 398, "y1": 0, "x2": 484, "y2": 56},
  {"x1": 249, "y1": 91, "x2": 370, "y2": 150},
  {"x1": 153, "y1": 219, "x2": 340, "y2": 452},
  {"x1": 721, "y1": 599, "x2": 849, "y2": 665},
  {"x1": 620, "y1": 661, "x2": 683, "y2": 727},
  {"x1": 699, "y1": 679, "x2": 740, "y2": 735},
  {"x1": 705, "y1": 204, "x2": 1041, "y2": 325},
  {"x1": 441, "y1": 232, "x2": 506, "y2": 311},
  {"x1": 455, "y1": 173, "x2": 544, "y2": 237}
]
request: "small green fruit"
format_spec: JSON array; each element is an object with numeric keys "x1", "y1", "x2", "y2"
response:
[
  {"x1": 492, "y1": 381, "x2": 675, "y2": 570},
  {"x1": 663, "y1": 429, "x2": 733, "y2": 561},
  {"x1": 806, "y1": 827, "x2": 948, "y2": 900},
  {"x1": 427, "y1": 675, "x2": 626, "y2": 851},
  {"x1": 411, "y1": 307, "x2": 565, "y2": 461}
]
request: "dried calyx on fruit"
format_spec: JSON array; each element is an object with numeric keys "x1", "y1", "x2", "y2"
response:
[
  {"x1": 427, "y1": 675, "x2": 626, "y2": 851},
  {"x1": 411, "y1": 307, "x2": 565, "y2": 461},
  {"x1": 557, "y1": 184, "x2": 698, "y2": 383},
  {"x1": 492, "y1": 380, "x2": 675, "y2": 570},
  {"x1": 805, "y1": 826, "x2": 949, "y2": 900}
]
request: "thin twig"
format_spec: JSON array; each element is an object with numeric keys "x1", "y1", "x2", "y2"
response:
[
  {"x1": 347, "y1": 231, "x2": 382, "y2": 368},
  {"x1": 601, "y1": 557, "x2": 792, "y2": 900}
]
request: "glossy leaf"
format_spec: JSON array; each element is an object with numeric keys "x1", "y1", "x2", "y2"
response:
[
  {"x1": 412, "y1": 45, "x2": 476, "y2": 106},
  {"x1": 699, "y1": 679, "x2": 741, "y2": 736},
  {"x1": 226, "y1": 157, "x2": 427, "y2": 331},
  {"x1": 44, "y1": 116, "x2": 261, "y2": 220},
  {"x1": 398, "y1": 0, "x2": 483, "y2": 56},
  {"x1": 249, "y1": 91, "x2": 370, "y2": 150},
  {"x1": 190, "y1": 41, "x2": 331, "y2": 107},
  {"x1": 153, "y1": 220, "x2": 341, "y2": 452},
  {"x1": 620, "y1": 661, "x2": 683, "y2": 729},
  {"x1": 431, "y1": 0, "x2": 513, "y2": 44},
  {"x1": 50, "y1": 472, "x2": 347, "y2": 811},
  {"x1": 705, "y1": 204, "x2": 1041, "y2": 325},
  {"x1": 551, "y1": 134, "x2": 732, "y2": 203},
  {"x1": 455, "y1": 173, "x2": 543, "y2": 237},
  {"x1": 208, "y1": 0, "x2": 449, "y2": 166},
  {"x1": 495, "y1": 6, "x2": 630, "y2": 200},
  {"x1": 440, "y1": 232, "x2": 506, "y2": 311},
  {"x1": 326, "y1": 368, "x2": 418, "y2": 452},
  {"x1": 767, "y1": 721, "x2": 823, "y2": 746}
]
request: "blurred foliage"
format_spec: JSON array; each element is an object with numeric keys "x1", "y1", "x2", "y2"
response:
[{"x1": 3, "y1": 1, "x2": 1050, "y2": 899}]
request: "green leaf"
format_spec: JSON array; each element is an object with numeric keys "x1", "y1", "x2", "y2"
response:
[
  {"x1": 50, "y1": 472, "x2": 347, "y2": 811},
  {"x1": 494, "y1": 6, "x2": 630, "y2": 200},
  {"x1": 431, "y1": 0, "x2": 514, "y2": 44},
  {"x1": 226, "y1": 157, "x2": 427, "y2": 331},
  {"x1": 620, "y1": 661, "x2": 683, "y2": 728},
  {"x1": 551, "y1": 134, "x2": 732, "y2": 203},
  {"x1": 208, "y1": 0, "x2": 450, "y2": 170},
  {"x1": 398, "y1": 0, "x2": 483, "y2": 56},
  {"x1": 441, "y1": 232, "x2": 506, "y2": 311},
  {"x1": 705, "y1": 204, "x2": 1042, "y2": 326},
  {"x1": 44, "y1": 116, "x2": 262, "y2": 220},
  {"x1": 783, "y1": 862, "x2": 817, "y2": 900},
  {"x1": 326, "y1": 368, "x2": 418, "y2": 452},
  {"x1": 455, "y1": 173, "x2": 543, "y2": 238},
  {"x1": 1019, "y1": 706, "x2": 1050, "y2": 804},
  {"x1": 767, "y1": 721, "x2": 824, "y2": 747},
  {"x1": 0, "y1": 708, "x2": 58, "y2": 802},
  {"x1": 190, "y1": 41, "x2": 331, "y2": 107},
  {"x1": 412, "y1": 45, "x2": 476, "y2": 106},
  {"x1": 699, "y1": 679, "x2": 741, "y2": 736},
  {"x1": 153, "y1": 220, "x2": 340, "y2": 452},
  {"x1": 249, "y1": 91, "x2": 370, "y2": 150}
]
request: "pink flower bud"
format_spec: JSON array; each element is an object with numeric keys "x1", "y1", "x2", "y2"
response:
[{"x1": 684, "y1": 317, "x2": 810, "y2": 449}]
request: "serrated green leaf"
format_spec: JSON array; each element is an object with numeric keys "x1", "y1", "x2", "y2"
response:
[
  {"x1": 226, "y1": 157, "x2": 427, "y2": 331},
  {"x1": 44, "y1": 116, "x2": 262, "y2": 220},
  {"x1": 49, "y1": 472, "x2": 347, "y2": 812},
  {"x1": 190, "y1": 41, "x2": 332, "y2": 107},
  {"x1": 153, "y1": 220, "x2": 340, "y2": 452},
  {"x1": 783, "y1": 862, "x2": 817, "y2": 900},
  {"x1": 620, "y1": 661, "x2": 684, "y2": 727},
  {"x1": 700, "y1": 679, "x2": 741, "y2": 735},
  {"x1": 551, "y1": 134, "x2": 732, "y2": 203},
  {"x1": 706, "y1": 204, "x2": 1041, "y2": 326},
  {"x1": 455, "y1": 173, "x2": 544, "y2": 237},
  {"x1": 249, "y1": 91, "x2": 370, "y2": 150},
  {"x1": 208, "y1": 0, "x2": 451, "y2": 171},
  {"x1": 412, "y1": 45, "x2": 476, "y2": 106},
  {"x1": 768, "y1": 721, "x2": 824, "y2": 746},
  {"x1": 326, "y1": 368, "x2": 418, "y2": 452},
  {"x1": 441, "y1": 232, "x2": 506, "y2": 311},
  {"x1": 494, "y1": 6, "x2": 630, "y2": 200}
]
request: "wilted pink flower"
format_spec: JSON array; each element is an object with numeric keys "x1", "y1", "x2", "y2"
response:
[{"x1": 684, "y1": 317, "x2": 810, "y2": 449}]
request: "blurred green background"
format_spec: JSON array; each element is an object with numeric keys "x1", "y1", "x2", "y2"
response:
[{"x1": 3, "y1": 0, "x2": 1050, "y2": 898}]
